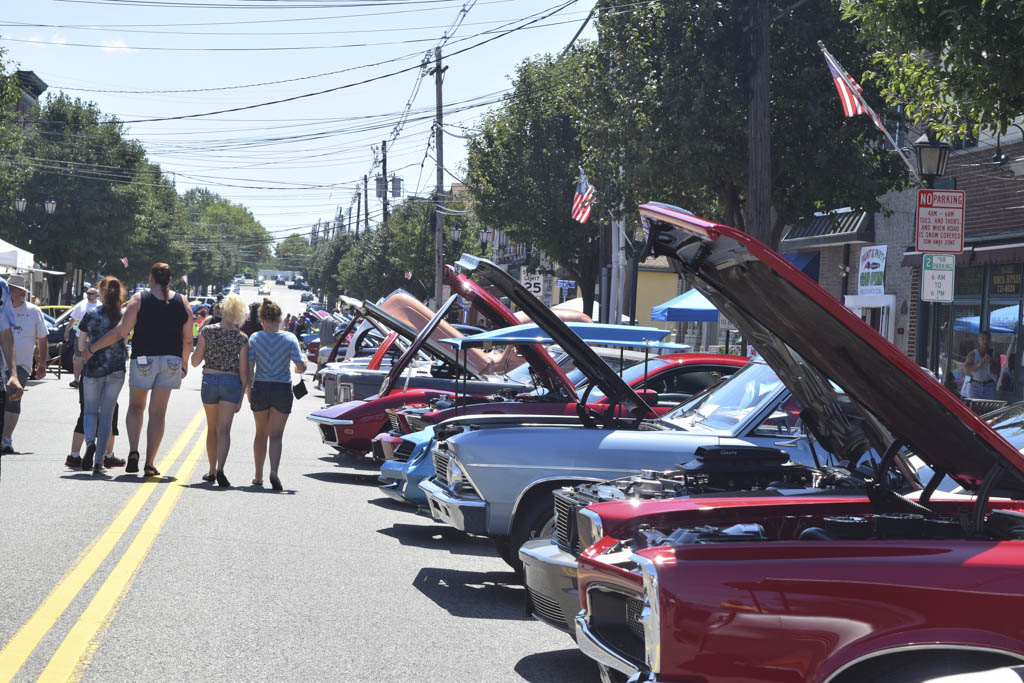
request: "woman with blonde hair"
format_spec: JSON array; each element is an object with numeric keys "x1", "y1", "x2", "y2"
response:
[
  {"x1": 77, "y1": 276, "x2": 128, "y2": 475},
  {"x1": 247, "y1": 298, "x2": 305, "y2": 490},
  {"x1": 191, "y1": 293, "x2": 248, "y2": 487}
]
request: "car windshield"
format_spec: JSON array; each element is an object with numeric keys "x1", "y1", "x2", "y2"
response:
[
  {"x1": 660, "y1": 359, "x2": 782, "y2": 433},
  {"x1": 582, "y1": 358, "x2": 669, "y2": 403},
  {"x1": 984, "y1": 403, "x2": 1024, "y2": 451}
]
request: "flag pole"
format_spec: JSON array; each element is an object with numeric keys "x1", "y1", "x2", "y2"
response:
[{"x1": 817, "y1": 41, "x2": 924, "y2": 187}]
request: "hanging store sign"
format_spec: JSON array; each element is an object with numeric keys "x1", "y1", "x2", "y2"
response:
[
  {"x1": 915, "y1": 189, "x2": 966, "y2": 254},
  {"x1": 922, "y1": 254, "x2": 956, "y2": 303},
  {"x1": 858, "y1": 245, "x2": 887, "y2": 296}
]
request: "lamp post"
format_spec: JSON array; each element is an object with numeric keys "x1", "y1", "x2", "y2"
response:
[
  {"x1": 913, "y1": 132, "x2": 951, "y2": 188},
  {"x1": 14, "y1": 196, "x2": 57, "y2": 217}
]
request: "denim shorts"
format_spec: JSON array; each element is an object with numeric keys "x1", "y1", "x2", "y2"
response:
[
  {"x1": 129, "y1": 355, "x2": 183, "y2": 390},
  {"x1": 250, "y1": 380, "x2": 293, "y2": 414},
  {"x1": 201, "y1": 373, "x2": 243, "y2": 405}
]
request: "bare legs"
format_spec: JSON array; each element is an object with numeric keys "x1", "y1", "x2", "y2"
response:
[
  {"x1": 126, "y1": 386, "x2": 173, "y2": 470},
  {"x1": 202, "y1": 402, "x2": 219, "y2": 477},
  {"x1": 252, "y1": 408, "x2": 288, "y2": 487},
  {"x1": 215, "y1": 401, "x2": 236, "y2": 472}
]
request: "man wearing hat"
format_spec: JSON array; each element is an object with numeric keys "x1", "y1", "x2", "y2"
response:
[{"x1": 2, "y1": 275, "x2": 47, "y2": 454}]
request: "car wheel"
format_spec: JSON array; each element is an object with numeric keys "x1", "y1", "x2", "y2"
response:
[
  {"x1": 505, "y1": 494, "x2": 558, "y2": 575},
  {"x1": 492, "y1": 537, "x2": 516, "y2": 567}
]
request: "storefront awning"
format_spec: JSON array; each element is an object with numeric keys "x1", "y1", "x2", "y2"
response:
[
  {"x1": 901, "y1": 242, "x2": 1024, "y2": 267},
  {"x1": 779, "y1": 211, "x2": 874, "y2": 251}
]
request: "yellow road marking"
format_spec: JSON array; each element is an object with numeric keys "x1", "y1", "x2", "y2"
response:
[
  {"x1": 0, "y1": 410, "x2": 204, "y2": 683},
  {"x1": 38, "y1": 429, "x2": 207, "y2": 682}
]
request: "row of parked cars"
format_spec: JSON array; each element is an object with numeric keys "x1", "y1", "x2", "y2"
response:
[{"x1": 308, "y1": 203, "x2": 1024, "y2": 683}]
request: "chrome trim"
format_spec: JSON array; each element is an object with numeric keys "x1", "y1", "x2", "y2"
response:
[
  {"x1": 305, "y1": 415, "x2": 354, "y2": 426},
  {"x1": 420, "y1": 478, "x2": 487, "y2": 508},
  {"x1": 575, "y1": 612, "x2": 642, "y2": 678},
  {"x1": 823, "y1": 645, "x2": 1024, "y2": 683},
  {"x1": 632, "y1": 553, "x2": 661, "y2": 674},
  {"x1": 578, "y1": 508, "x2": 604, "y2": 551}
]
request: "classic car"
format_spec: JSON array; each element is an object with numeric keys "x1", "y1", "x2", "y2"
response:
[
  {"x1": 377, "y1": 333, "x2": 739, "y2": 505},
  {"x1": 420, "y1": 256, "x2": 767, "y2": 572},
  {"x1": 572, "y1": 202, "x2": 1024, "y2": 683}
]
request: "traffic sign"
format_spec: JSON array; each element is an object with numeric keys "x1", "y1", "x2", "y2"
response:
[
  {"x1": 921, "y1": 254, "x2": 956, "y2": 302},
  {"x1": 916, "y1": 189, "x2": 965, "y2": 254},
  {"x1": 520, "y1": 272, "x2": 544, "y2": 299}
]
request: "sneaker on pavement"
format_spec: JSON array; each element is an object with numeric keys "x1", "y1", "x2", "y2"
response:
[
  {"x1": 1, "y1": 439, "x2": 12, "y2": 455},
  {"x1": 69, "y1": 379, "x2": 80, "y2": 388},
  {"x1": 103, "y1": 455, "x2": 125, "y2": 468},
  {"x1": 65, "y1": 454, "x2": 82, "y2": 468},
  {"x1": 92, "y1": 466, "x2": 107, "y2": 476},
  {"x1": 82, "y1": 442, "x2": 96, "y2": 471}
]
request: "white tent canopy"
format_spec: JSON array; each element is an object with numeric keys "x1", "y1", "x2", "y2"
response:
[
  {"x1": 0, "y1": 238, "x2": 33, "y2": 271},
  {"x1": 552, "y1": 296, "x2": 630, "y2": 323}
]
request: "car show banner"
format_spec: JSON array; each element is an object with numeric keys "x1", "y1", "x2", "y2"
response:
[
  {"x1": 858, "y1": 245, "x2": 887, "y2": 296},
  {"x1": 916, "y1": 189, "x2": 965, "y2": 254},
  {"x1": 921, "y1": 254, "x2": 956, "y2": 302}
]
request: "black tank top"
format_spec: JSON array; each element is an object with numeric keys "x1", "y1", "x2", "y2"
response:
[{"x1": 131, "y1": 290, "x2": 189, "y2": 358}]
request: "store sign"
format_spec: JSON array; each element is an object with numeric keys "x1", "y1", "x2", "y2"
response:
[
  {"x1": 915, "y1": 189, "x2": 966, "y2": 254},
  {"x1": 989, "y1": 264, "x2": 1022, "y2": 296},
  {"x1": 858, "y1": 245, "x2": 887, "y2": 296},
  {"x1": 922, "y1": 254, "x2": 956, "y2": 302},
  {"x1": 520, "y1": 272, "x2": 544, "y2": 299}
]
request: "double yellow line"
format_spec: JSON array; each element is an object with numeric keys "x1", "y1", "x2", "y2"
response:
[{"x1": 0, "y1": 409, "x2": 207, "y2": 683}]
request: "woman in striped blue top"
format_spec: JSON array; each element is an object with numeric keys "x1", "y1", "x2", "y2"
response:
[{"x1": 247, "y1": 298, "x2": 306, "y2": 491}]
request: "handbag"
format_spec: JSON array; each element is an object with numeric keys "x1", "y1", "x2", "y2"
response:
[{"x1": 292, "y1": 378, "x2": 308, "y2": 400}]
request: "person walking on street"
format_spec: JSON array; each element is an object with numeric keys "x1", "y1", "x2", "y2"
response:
[
  {"x1": 247, "y1": 298, "x2": 305, "y2": 491},
  {"x1": 191, "y1": 294, "x2": 248, "y2": 487},
  {"x1": 2, "y1": 275, "x2": 47, "y2": 454},
  {"x1": 65, "y1": 384, "x2": 120, "y2": 469},
  {"x1": 241, "y1": 301, "x2": 263, "y2": 336},
  {"x1": 0, "y1": 278, "x2": 23, "y2": 483},
  {"x1": 84, "y1": 263, "x2": 192, "y2": 477},
  {"x1": 77, "y1": 276, "x2": 128, "y2": 475},
  {"x1": 66, "y1": 286, "x2": 99, "y2": 388},
  {"x1": 963, "y1": 330, "x2": 1001, "y2": 400}
]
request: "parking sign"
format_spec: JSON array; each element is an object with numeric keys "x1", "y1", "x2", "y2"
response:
[
  {"x1": 922, "y1": 254, "x2": 955, "y2": 302},
  {"x1": 915, "y1": 189, "x2": 965, "y2": 254}
]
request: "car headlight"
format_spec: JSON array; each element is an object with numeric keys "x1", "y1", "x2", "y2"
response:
[
  {"x1": 577, "y1": 507, "x2": 604, "y2": 549},
  {"x1": 448, "y1": 457, "x2": 464, "y2": 488}
]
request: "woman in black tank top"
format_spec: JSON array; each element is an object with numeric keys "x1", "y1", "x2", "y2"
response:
[{"x1": 83, "y1": 262, "x2": 194, "y2": 477}]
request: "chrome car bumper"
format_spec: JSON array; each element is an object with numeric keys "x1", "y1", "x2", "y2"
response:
[
  {"x1": 420, "y1": 478, "x2": 487, "y2": 534},
  {"x1": 519, "y1": 539, "x2": 580, "y2": 634},
  {"x1": 575, "y1": 614, "x2": 642, "y2": 679}
]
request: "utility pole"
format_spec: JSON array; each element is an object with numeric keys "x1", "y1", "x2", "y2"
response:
[
  {"x1": 431, "y1": 46, "x2": 447, "y2": 307},
  {"x1": 381, "y1": 140, "x2": 389, "y2": 228},
  {"x1": 355, "y1": 191, "x2": 361, "y2": 240},
  {"x1": 363, "y1": 174, "x2": 368, "y2": 238},
  {"x1": 747, "y1": 0, "x2": 771, "y2": 246}
]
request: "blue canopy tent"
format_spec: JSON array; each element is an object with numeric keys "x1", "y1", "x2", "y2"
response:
[
  {"x1": 651, "y1": 289, "x2": 718, "y2": 322},
  {"x1": 954, "y1": 304, "x2": 1019, "y2": 335}
]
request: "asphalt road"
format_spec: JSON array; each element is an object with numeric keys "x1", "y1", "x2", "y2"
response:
[{"x1": 0, "y1": 282, "x2": 598, "y2": 683}]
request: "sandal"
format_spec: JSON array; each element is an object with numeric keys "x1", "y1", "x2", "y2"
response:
[
  {"x1": 216, "y1": 470, "x2": 230, "y2": 488},
  {"x1": 201, "y1": 473, "x2": 216, "y2": 482},
  {"x1": 126, "y1": 451, "x2": 140, "y2": 473},
  {"x1": 269, "y1": 474, "x2": 283, "y2": 492},
  {"x1": 251, "y1": 479, "x2": 263, "y2": 487},
  {"x1": 143, "y1": 464, "x2": 160, "y2": 477}
]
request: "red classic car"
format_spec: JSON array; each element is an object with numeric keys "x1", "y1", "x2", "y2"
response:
[{"x1": 572, "y1": 203, "x2": 1024, "y2": 683}]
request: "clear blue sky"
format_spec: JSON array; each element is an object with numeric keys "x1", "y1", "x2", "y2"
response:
[{"x1": 1, "y1": 0, "x2": 596, "y2": 246}]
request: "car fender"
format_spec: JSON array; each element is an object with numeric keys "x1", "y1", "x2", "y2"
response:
[{"x1": 819, "y1": 636, "x2": 1024, "y2": 683}]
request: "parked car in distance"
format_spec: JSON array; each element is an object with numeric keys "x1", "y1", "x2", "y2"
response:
[
  {"x1": 300, "y1": 291, "x2": 314, "y2": 302},
  {"x1": 276, "y1": 276, "x2": 286, "y2": 285},
  {"x1": 258, "y1": 284, "x2": 271, "y2": 296}
]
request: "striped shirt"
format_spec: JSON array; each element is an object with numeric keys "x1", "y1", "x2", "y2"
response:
[{"x1": 248, "y1": 330, "x2": 302, "y2": 383}]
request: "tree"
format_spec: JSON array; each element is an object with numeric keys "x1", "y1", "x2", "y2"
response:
[
  {"x1": 0, "y1": 51, "x2": 31, "y2": 243},
  {"x1": 578, "y1": 0, "x2": 907, "y2": 247},
  {"x1": 466, "y1": 51, "x2": 603, "y2": 316},
  {"x1": 843, "y1": 1, "x2": 1024, "y2": 137},
  {"x1": 275, "y1": 233, "x2": 313, "y2": 271},
  {"x1": 180, "y1": 188, "x2": 271, "y2": 290}
]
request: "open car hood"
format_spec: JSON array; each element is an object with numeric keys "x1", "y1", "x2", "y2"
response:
[
  {"x1": 448, "y1": 265, "x2": 576, "y2": 399},
  {"x1": 360, "y1": 298, "x2": 471, "y2": 377},
  {"x1": 378, "y1": 294, "x2": 458, "y2": 396},
  {"x1": 456, "y1": 254, "x2": 649, "y2": 417},
  {"x1": 639, "y1": 202, "x2": 1024, "y2": 491}
]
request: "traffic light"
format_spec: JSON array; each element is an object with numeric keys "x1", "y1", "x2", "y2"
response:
[{"x1": 257, "y1": 250, "x2": 262, "y2": 256}]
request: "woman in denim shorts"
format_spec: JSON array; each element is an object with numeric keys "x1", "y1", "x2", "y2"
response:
[
  {"x1": 246, "y1": 298, "x2": 306, "y2": 491},
  {"x1": 191, "y1": 294, "x2": 248, "y2": 487}
]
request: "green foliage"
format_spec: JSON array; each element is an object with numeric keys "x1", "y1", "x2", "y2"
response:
[
  {"x1": 466, "y1": 50, "x2": 601, "y2": 313},
  {"x1": 580, "y1": 0, "x2": 907, "y2": 246},
  {"x1": 180, "y1": 187, "x2": 271, "y2": 289},
  {"x1": 843, "y1": 0, "x2": 1024, "y2": 137}
]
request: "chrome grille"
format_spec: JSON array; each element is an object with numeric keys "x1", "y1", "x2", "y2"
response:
[
  {"x1": 433, "y1": 447, "x2": 451, "y2": 488},
  {"x1": 528, "y1": 587, "x2": 565, "y2": 627},
  {"x1": 626, "y1": 597, "x2": 645, "y2": 642},
  {"x1": 388, "y1": 413, "x2": 402, "y2": 433},
  {"x1": 339, "y1": 383, "x2": 354, "y2": 403},
  {"x1": 318, "y1": 425, "x2": 337, "y2": 444},
  {"x1": 393, "y1": 440, "x2": 415, "y2": 463},
  {"x1": 587, "y1": 587, "x2": 645, "y2": 666},
  {"x1": 553, "y1": 491, "x2": 579, "y2": 555}
]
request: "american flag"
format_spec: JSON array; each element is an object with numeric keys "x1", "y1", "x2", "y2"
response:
[
  {"x1": 821, "y1": 46, "x2": 885, "y2": 133},
  {"x1": 120, "y1": 257, "x2": 128, "y2": 268},
  {"x1": 571, "y1": 168, "x2": 595, "y2": 223}
]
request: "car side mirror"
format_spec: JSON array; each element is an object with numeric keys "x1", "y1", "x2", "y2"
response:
[{"x1": 635, "y1": 388, "x2": 660, "y2": 405}]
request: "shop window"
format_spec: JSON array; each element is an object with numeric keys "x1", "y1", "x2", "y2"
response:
[
  {"x1": 989, "y1": 264, "x2": 1022, "y2": 297},
  {"x1": 988, "y1": 303, "x2": 1022, "y2": 399},
  {"x1": 955, "y1": 266, "x2": 984, "y2": 297},
  {"x1": 950, "y1": 303, "x2": 983, "y2": 395}
]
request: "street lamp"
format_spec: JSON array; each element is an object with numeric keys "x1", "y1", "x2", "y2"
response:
[
  {"x1": 451, "y1": 225, "x2": 463, "y2": 250},
  {"x1": 13, "y1": 196, "x2": 57, "y2": 216},
  {"x1": 14, "y1": 197, "x2": 26, "y2": 213},
  {"x1": 44, "y1": 197, "x2": 56, "y2": 215},
  {"x1": 913, "y1": 132, "x2": 951, "y2": 188}
]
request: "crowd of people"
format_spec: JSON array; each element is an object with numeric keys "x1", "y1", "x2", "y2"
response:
[{"x1": 0, "y1": 262, "x2": 308, "y2": 491}]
